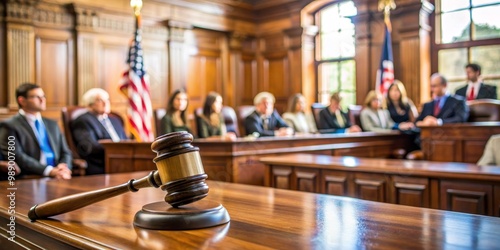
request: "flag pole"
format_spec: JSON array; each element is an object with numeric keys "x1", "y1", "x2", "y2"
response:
[
  {"x1": 375, "y1": 0, "x2": 396, "y2": 97},
  {"x1": 378, "y1": 0, "x2": 396, "y2": 31}
]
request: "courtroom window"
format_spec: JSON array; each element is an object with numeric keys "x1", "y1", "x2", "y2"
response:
[
  {"x1": 315, "y1": 1, "x2": 357, "y2": 108},
  {"x1": 434, "y1": 0, "x2": 500, "y2": 95}
]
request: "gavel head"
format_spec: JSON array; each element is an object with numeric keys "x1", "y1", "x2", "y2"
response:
[{"x1": 151, "y1": 131, "x2": 208, "y2": 208}]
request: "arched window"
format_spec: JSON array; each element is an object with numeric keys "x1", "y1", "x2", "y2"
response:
[
  {"x1": 315, "y1": 1, "x2": 357, "y2": 107},
  {"x1": 434, "y1": 0, "x2": 500, "y2": 94}
]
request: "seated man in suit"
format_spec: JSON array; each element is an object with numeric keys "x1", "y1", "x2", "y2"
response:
[
  {"x1": 416, "y1": 73, "x2": 469, "y2": 126},
  {"x1": 244, "y1": 92, "x2": 293, "y2": 137},
  {"x1": 477, "y1": 134, "x2": 500, "y2": 166},
  {"x1": 71, "y1": 88, "x2": 127, "y2": 175},
  {"x1": 318, "y1": 92, "x2": 362, "y2": 134},
  {"x1": 0, "y1": 83, "x2": 72, "y2": 179},
  {"x1": 455, "y1": 63, "x2": 497, "y2": 100}
]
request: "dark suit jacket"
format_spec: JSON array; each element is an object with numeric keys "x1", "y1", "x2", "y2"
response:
[
  {"x1": 416, "y1": 95, "x2": 469, "y2": 123},
  {"x1": 244, "y1": 110, "x2": 289, "y2": 137},
  {"x1": 0, "y1": 114, "x2": 72, "y2": 176},
  {"x1": 70, "y1": 112, "x2": 127, "y2": 175},
  {"x1": 455, "y1": 83, "x2": 497, "y2": 100},
  {"x1": 318, "y1": 108, "x2": 352, "y2": 134}
]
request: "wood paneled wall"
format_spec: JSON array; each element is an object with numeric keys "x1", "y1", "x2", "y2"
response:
[{"x1": 0, "y1": 0, "x2": 433, "y2": 132}]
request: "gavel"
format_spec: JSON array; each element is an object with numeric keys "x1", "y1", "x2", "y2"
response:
[{"x1": 28, "y1": 131, "x2": 230, "y2": 230}]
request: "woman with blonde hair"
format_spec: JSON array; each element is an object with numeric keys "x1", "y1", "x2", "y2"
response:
[
  {"x1": 360, "y1": 90, "x2": 414, "y2": 132},
  {"x1": 384, "y1": 80, "x2": 418, "y2": 123},
  {"x1": 282, "y1": 93, "x2": 317, "y2": 134}
]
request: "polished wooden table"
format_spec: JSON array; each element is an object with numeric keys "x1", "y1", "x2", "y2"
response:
[
  {"x1": 420, "y1": 122, "x2": 500, "y2": 163},
  {"x1": 101, "y1": 132, "x2": 412, "y2": 185},
  {"x1": 2, "y1": 172, "x2": 500, "y2": 249},
  {"x1": 260, "y1": 154, "x2": 500, "y2": 216}
]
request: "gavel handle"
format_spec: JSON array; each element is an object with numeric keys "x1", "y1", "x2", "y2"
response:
[{"x1": 28, "y1": 171, "x2": 162, "y2": 221}]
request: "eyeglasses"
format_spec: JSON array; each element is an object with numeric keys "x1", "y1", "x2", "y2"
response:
[{"x1": 27, "y1": 95, "x2": 46, "y2": 100}]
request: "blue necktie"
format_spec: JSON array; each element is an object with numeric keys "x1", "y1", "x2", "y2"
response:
[{"x1": 35, "y1": 119, "x2": 55, "y2": 166}]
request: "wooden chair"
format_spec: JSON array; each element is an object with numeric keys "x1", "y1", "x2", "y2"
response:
[
  {"x1": 311, "y1": 103, "x2": 326, "y2": 130},
  {"x1": 467, "y1": 99, "x2": 500, "y2": 122},
  {"x1": 348, "y1": 105, "x2": 363, "y2": 128},
  {"x1": 236, "y1": 105, "x2": 255, "y2": 136},
  {"x1": 153, "y1": 108, "x2": 166, "y2": 137},
  {"x1": 194, "y1": 106, "x2": 240, "y2": 137},
  {"x1": 222, "y1": 106, "x2": 240, "y2": 137},
  {"x1": 61, "y1": 106, "x2": 90, "y2": 176}
]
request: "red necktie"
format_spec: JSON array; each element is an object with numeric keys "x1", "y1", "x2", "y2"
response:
[
  {"x1": 468, "y1": 86, "x2": 475, "y2": 101},
  {"x1": 433, "y1": 99, "x2": 441, "y2": 117}
]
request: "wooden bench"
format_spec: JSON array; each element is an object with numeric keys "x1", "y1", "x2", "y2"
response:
[
  {"x1": 101, "y1": 132, "x2": 413, "y2": 185},
  {"x1": 261, "y1": 153, "x2": 500, "y2": 216}
]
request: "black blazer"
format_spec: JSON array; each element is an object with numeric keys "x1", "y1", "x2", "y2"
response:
[
  {"x1": 318, "y1": 108, "x2": 351, "y2": 134},
  {"x1": 244, "y1": 110, "x2": 289, "y2": 137},
  {"x1": 0, "y1": 114, "x2": 72, "y2": 176},
  {"x1": 416, "y1": 95, "x2": 469, "y2": 124},
  {"x1": 455, "y1": 83, "x2": 497, "y2": 100},
  {"x1": 70, "y1": 112, "x2": 127, "y2": 175}
]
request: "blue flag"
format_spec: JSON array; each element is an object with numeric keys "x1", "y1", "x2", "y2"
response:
[{"x1": 375, "y1": 23, "x2": 394, "y2": 96}]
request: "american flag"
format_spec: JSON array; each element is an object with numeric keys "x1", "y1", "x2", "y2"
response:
[
  {"x1": 375, "y1": 18, "x2": 394, "y2": 96},
  {"x1": 119, "y1": 14, "x2": 154, "y2": 142}
]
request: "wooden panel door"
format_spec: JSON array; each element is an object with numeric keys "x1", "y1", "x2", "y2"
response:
[
  {"x1": 321, "y1": 170, "x2": 349, "y2": 196},
  {"x1": 353, "y1": 173, "x2": 389, "y2": 202},
  {"x1": 440, "y1": 180, "x2": 493, "y2": 216},
  {"x1": 269, "y1": 166, "x2": 293, "y2": 190},
  {"x1": 390, "y1": 176, "x2": 430, "y2": 208},
  {"x1": 422, "y1": 140, "x2": 459, "y2": 162},
  {"x1": 294, "y1": 167, "x2": 320, "y2": 193}
]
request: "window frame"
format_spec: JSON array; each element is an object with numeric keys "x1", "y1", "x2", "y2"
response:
[{"x1": 313, "y1": 1, "x2": 357, "y2": 107}]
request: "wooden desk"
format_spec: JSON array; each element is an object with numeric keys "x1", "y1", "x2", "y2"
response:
[
  {"x1": 2, "y1": 172, "x2": 500, "y2": 249},
  {"x1": 102, "y1": 132, "x2": 412, "y2": 185},
  {"x1": 260, "y1": 154, "x2": 500, "y2": 216},
  {"x1": 420, "y1": 122, "x2": 500, "y2": 163}
]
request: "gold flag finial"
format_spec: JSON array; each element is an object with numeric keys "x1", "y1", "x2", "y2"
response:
[
  {"x1": 130, "y1": 0, "x2": 143, "y2": 16},
  {"x1": 378, "y1": 0, "x2": 396, "y2": 29},
  {"x1": 379, "y1": 0, "x2": 396, "y2": 18}
]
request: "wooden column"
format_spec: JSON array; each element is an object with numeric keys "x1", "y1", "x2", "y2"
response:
[
  {"x1": 300, "y1": 26, "x2": 318, "y2": 106},
  {"x1": 167, "y1": 20, "x2": 192, "y2": 94},
  {"x1": 72, "y1": 6, "x2": 99, "y2": 104},
  {"x1": 393, "y1": 0, "x2": 434, "y2": 106},
  {"x1": 284, "y1": 27, "x2": 305, "y2": 100},
  {"x1": 5, "y1": 0, "x2": 37, "y2": 109},
  {"x1": 227, "y1": 32, "x2": 246, "y2": 108},
  {"x1": 352, "y1": 0, "x2": 373, "y2": 105}
]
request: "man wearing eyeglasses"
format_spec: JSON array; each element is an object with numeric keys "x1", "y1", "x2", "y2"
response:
[{"x1": 0, "y1": 83, "x2": 72, "y2": 179}]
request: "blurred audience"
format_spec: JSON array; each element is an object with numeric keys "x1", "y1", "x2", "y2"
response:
[
  {"x1": 360, "y1": 90, "x2": 414, "y2": 132},
  {"x1": 385, "y1": 80, "x2": 418, "y2": 123},
  {"x1": 416, "y1": 73, "x2": 469, "y2": 126},
  {"x1": 160, "y1": 89, "x2": 192, "y2": 135},
  {"x1": 318, "y1": 92, "x2": 361, "y2": 134},
  {"x1": 477, "y1": 134, "x2": 500, "y2": 166},
  {"x1": 244, "y1": 92, "x2": 293, "y2": 137},
  {"x1": 282, "y1": 93, "x2": 317, "y2": 134},
  {"x1": 455, "y1": 63, "x2": 497, "y2": 100},
  {"x1": 0, "y1": 83, "x2": 72, "y2": 179},
  {"x1": 197, "y1": 92, "x2": 237, "y2": 140},
  {"x1": 71, "y1": 88, "x2": 128, "y2": 175}
]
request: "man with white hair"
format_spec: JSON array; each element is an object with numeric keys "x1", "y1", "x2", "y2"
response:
[
  {"x1": 71, "y1": 88, "x2": 127, "y2": 175},
  {"x1": 244, "y1": 92, "x2": 293, "y2": 137}
]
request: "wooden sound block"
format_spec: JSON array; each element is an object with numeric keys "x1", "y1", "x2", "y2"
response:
[{"x1": 134, "y1": 200, "x2": 230, "y2": 230}]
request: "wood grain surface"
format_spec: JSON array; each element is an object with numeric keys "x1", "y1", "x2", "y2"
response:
[{"x1": 1, "y1": 172, "x2": 500, "y2": 249}]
